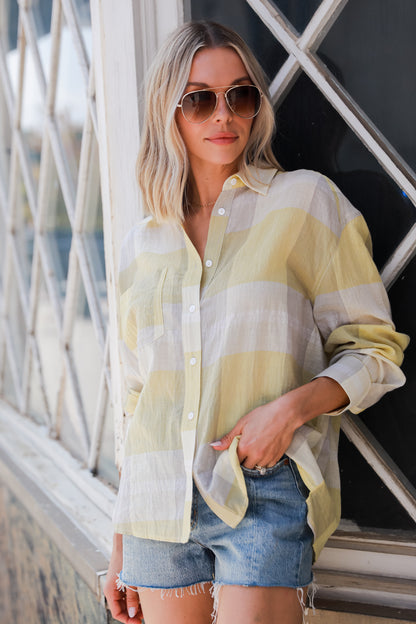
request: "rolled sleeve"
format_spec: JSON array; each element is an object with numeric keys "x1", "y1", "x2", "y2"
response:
[{"x1": 312, "y1": 186, "x2": 409, "y2": 414}]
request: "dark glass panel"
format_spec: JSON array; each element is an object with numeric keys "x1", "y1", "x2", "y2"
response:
[
  {"x1": 339, "y1": 433, "x2": 416, "y2": 533},
  {"x1": 274, "y1": 71, "x2": 416, "y2": 269},
  {"x1": 358, "y1": 254, "x2": 416, "y2": 491},
  {"x1": 5, "y1": 0, "x2": 19, "y2": 51},
  {"x1": 190, "y1": 0, "x2": 288, "y2": 81},
  {"x1": 318, "y1": 0, "x2": 416, "y2": 173},
  {"x1": 270, "y1": 0, "x2": 322, "y2": 34},
  {"x1": 31, "y1": 0, "x2": 53, "y2": 39},
  {"x1": 74, "y1": 0, "x2": 91, "y2": 27}
]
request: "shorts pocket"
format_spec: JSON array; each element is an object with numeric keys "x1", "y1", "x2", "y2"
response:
[{"x1": 241, "y1": 456, "x2": 289, "y2": 478}]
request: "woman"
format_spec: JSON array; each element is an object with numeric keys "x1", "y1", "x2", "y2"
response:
[{"x1": 104, "y1": 21, "x2": 408, "y2": 624}]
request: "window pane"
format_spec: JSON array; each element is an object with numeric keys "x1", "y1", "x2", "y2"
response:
[
  {"x1": 83, "y1": 137, "x2": 106, "y2": 310},
  {"x1": 55, "y1": 15, "x2": 88, "y2": 187},
  {"x1": 20, "y1": 42, "x2": 44, "y2": 191},
  {"x1": 70, "y1": 277, "x2": 103, "y2": 430},
  {"x1": 318, "y1": 0, "x2": 416, "y2": 174},
  {"x1": 0, "y1": 76, "x2": 11, "y2": 199},
  {"x1": 35, "y1": 274, "x2": 62, "y2": 417},
  {"x1": 31, "y1": 0, "x2": 53, "y2": 41},
  {"x1": 1, "y1": 0, "x2": 18, "y2": 52},
  {"x1": 97, "y1": 399, "x2": 118, "y2": 485},
  {"x1": 339, "y1": 432, "x2": 416, "y2": 534},
  {"x1": 7, "y1": 278, "x2": 26, "y2": 378},
  {"x1": 14, "y1": 162, "x2": 34, "y2": 290},
  {"x1": 342, "y1": 252, "x2": 416, "y2": 531},
  {"x1": 73, "y1": 0, "x2": 92, "y2": 61},
  {"x1": 1, "y1": 349, "x2": 17, "y2": 407},
  {"x1": 27, "y1": 344, "x2": 51, "y2": 427},
  {"x1": 275, "y1": 71, "x2": 416, "y2": 269},
  {"x1": 43, "y1": 145, "x2": 72, "y2": 288},
  {"x1": 269, "y1": 0, "x2": 322, "y2": 34},
  {"x1": 190, "y1": 0, "x2": 288, "y2": 81}
]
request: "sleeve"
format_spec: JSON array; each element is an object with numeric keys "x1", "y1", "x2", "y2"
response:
[
  {"x1": 115, "y1": 232, "x2": 143, "y2": 471},
  {"x1": 311, "y1": 181, "x2": 409, "y2": 414}
]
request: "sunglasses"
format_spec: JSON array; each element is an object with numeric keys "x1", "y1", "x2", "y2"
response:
[{"x1": 177, "y1": 84, "x2": 263, "y2": 124}]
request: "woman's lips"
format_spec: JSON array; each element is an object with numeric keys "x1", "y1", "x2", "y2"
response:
[{"x1": 206, "y1": 133, "x2": 238, "y2": 145}]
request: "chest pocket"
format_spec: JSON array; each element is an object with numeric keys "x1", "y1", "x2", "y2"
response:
[{"x1": 131, "y1": 267, "x2": 167, "y2": 349}]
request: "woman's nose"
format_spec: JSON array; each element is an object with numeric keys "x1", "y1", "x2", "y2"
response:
[{"x1": 214, "y1": 92, "x2": 233, "y2": 121}]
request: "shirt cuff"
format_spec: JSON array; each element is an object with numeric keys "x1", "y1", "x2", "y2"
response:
[{"x1": 313, "y1": 353, "x2": 372, "y2": 415}]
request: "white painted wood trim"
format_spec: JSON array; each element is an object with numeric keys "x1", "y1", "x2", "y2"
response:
[
  {"x1": 90, "y1": 0, "x2": 185, "y2": 467},
  {"x1": 90, "y1": 0, "x2": 143, "y2": 467},
  {"x1": 381, "y1": 223, "x2": 416, "y2": 288}
]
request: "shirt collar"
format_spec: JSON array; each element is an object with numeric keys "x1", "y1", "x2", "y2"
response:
[{"x1": 223, "y1": 165, "x2": 278, "y2": 196}]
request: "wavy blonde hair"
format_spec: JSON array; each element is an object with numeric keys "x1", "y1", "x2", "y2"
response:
[{"x1": 136, "y1": 20, "x2": 281, "y2": 223}]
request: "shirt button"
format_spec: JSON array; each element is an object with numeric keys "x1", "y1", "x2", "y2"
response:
[
  {"x1": 205, "y1": 259, "x2": 213, "y2": 268},
  {"x1": 189, "y1": 304, "x2": 196, "y2": 313},
  {"x1": 231, "y1": 178, "x2": 237, "y2": 185},
  {"x1": 218, "y1": 208, "x2": 225, "y2": 215},
  {"x1": 190, "y1": 357, "x2": 197, "y2": 366},
  {"x1": 188, "y1": 412, "x2": 194, "y2": 420}
]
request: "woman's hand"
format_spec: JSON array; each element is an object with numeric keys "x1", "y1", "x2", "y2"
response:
[
  {"x1": 211, "y1": 398, "x2": 297, "y2": 468},
  {"x1": 211, "y1": 377, "x2": 349, "y2": 467},
  {"x1": 104, "y1": 534, "x2": 143, "y2": 623}
]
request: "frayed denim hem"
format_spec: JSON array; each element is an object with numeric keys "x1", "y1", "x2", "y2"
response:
[
  {"x1": 116, "y1": 573, "x2": 212, "y2": 599},
  {"x1": 116, "y1": 573, "x2": 316, "y2": 623}
]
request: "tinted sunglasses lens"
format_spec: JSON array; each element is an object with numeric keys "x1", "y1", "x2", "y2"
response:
[
  {"x1": 182, "y1": 90, "x2": 217, "y2": 123},
  {"x1": 228, "y1": 85, "x2": 261, "y2": 118}
]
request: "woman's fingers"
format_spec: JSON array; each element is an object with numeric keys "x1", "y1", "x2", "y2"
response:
[
  {"x1": 126, "y1": 586, "x2": 143, "y2": 621},
  {"x1": 104, "y1": 580, "x2": 130, "y2": 623}
]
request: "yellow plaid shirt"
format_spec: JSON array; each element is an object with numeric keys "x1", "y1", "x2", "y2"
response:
[{"x1": 113, "y1": 167, "x2": 408, "y2": 559}]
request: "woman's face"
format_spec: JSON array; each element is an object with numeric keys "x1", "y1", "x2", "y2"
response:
[{"x1": 176, "y1": 47, "x2": 254, "y2": 174}]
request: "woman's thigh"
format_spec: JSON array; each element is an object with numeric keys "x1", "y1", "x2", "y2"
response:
[
  {"x1": 139, "y1": 584, "x2": 214, "y2": 624},
  {"x1": 216, "y1": 585, "x2": 303, "y2": 624},
  {"x1": 139, "y1": 584, "x2": 304, "y2": 624}
]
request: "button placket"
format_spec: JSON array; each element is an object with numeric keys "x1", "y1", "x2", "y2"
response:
[{"x1": 201, "y1": 189, "x2": 235, "y2": 291}]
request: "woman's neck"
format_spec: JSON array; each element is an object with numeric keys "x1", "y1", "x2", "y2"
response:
[{"x1": 186, "y1": 161, "x2": 239, "y2": 212}]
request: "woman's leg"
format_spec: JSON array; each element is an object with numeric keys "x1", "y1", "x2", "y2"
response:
[
  {"x1": 216, "y1": 585, "x2": 304, "y2": 624},
  {"x1": 138, "y1": 583, "x2": 214, "y2": 624}
]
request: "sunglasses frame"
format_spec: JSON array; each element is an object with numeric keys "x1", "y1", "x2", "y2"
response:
[{"x1": 176, "y1": 84, "x2": 263, "y2": 124}]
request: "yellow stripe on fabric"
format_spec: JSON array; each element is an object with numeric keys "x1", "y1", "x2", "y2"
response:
[
  {"x1": 207, "y1": 351, "x2": 304, "y2": 439},
  {"x1": 314, "y1": 215, "x2": 377, "y2": 296},
  {"x1": 124, "y1": 389, "x2": 140, "y2": 416},
  {"x1": 114, "y1": 519, "x2": 190, "y2": 544},
  {"x1": 325, "y1": 324, "x2": 409, "y2": 365},
  {"x1": 305, "y1": 481, "x2": 341, "y2": 560},
  {"x1": 203, "y1": 208, "x2": 338, "y2": 299}
]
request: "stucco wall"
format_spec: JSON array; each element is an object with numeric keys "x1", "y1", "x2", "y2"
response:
[{"x1": 0, "y1": 480, "x2": 117, "y2": 624}]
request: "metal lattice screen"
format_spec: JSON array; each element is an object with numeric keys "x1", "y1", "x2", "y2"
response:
[{"x1": 0, "y1": 0, "x2": 116, "y2": 484}]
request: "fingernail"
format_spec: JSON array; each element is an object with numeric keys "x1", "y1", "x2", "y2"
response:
[
  {"x1": 128, "y1": 607, "x2": 137, "y2": 617},
  {"x1": 210, "y1": 441, "x2": 222, "y2": 447}
]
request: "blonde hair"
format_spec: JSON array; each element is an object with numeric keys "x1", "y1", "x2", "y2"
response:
[{"x1": 136, "y1": 20, "x2": 281, "y2": 223}]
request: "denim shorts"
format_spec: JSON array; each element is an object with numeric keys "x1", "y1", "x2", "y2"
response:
[{"x1": 119, "y1": 457, "x2": 313, "y2": 591}]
